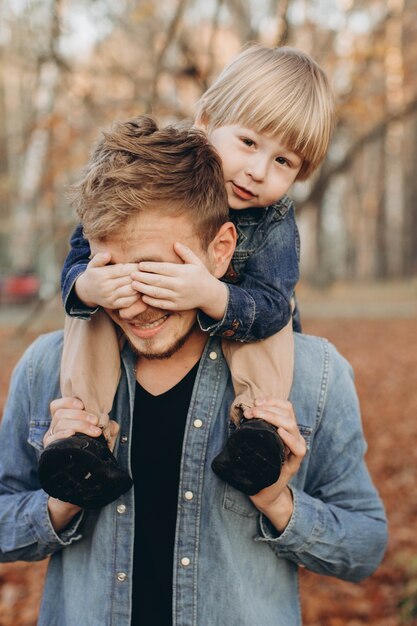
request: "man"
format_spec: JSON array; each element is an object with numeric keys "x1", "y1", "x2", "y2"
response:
[{"x1": 0, "y1": 117, "x2": 387, "y2": 626}]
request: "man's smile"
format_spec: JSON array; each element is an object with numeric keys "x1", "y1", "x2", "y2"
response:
[{"x1": 126, "y1": 313, "x2": 170, "y2": 338}]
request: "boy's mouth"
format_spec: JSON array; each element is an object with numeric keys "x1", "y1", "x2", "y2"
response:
[{"x1": 231, "y1": 182, "x2": 256, "y2": 201}]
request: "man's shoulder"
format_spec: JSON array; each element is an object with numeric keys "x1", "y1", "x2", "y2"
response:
[
  {"x1": 293, "y1": 332, "x2": 353, "y2": 385},
  {"x1": 5, "y1": 331, "x2": 64, "y2": 415},
  {"x1": 291, "y1": 333, "x2": 356, "y2": 427},
  {"x1": 28, "y1": 329, "x2": 64, "y2": 351},
  {"x1": 295, "y1": 331, "x2": 348, "y2": 357},
  {"x1": 294, "y1": 331, "x2": 328, "y2": 357},
  {"x1": 22, "y1": 330, "x2": 64, "y2": 371}
]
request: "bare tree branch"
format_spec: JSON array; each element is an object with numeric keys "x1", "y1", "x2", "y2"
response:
[
  {"x1": 225, "y1": 0, "x2": 257, "y2": 41},
  {"x1": 299, "y1": 97, "x2": 417, "y2": 211},
  {"x1": 145, "y1": 0, "x2": 189, "y2": 112},
  {"x1": 275, "y1": 0, "x2": 291, "y2": 46},
  {"x1": 204, "y1": 0, "x2": 227, "y2": 88}
]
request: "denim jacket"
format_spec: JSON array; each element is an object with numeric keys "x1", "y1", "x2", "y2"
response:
[
  {"x1": 61, "y1": 195, "x2": 301, "y2": 340},
  {"x1": 0, "y1": 331, "x2": 387, "y2": 626}
]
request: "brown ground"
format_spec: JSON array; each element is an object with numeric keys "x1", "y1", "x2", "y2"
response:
[{"x1": 0, "y1": 311, "x2": 416, "y2": 625}]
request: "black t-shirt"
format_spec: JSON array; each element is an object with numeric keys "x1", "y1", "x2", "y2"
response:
[{"x1": 131, "y1": 362, "x2": 199, "y2": 626}]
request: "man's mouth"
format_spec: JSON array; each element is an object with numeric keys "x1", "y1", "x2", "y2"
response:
[
  {"x1": 128, "y1": 314, "x2": 170, "y2": 338},
  {"x1": 231, "y1": 182, "x2": 256, "y2": 201},
  {"x1": 132, "y1": 315, "x2": 169, "y2": 329}
]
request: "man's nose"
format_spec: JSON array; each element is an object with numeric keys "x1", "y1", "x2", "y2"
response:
[{"x1": 118, "y1": 297, "x2": 149, "y2": 320}]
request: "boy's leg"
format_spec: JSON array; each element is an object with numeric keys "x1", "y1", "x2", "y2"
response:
[
  {"x1": 222, "y1": 318, "x2": 294, "y2": 424},
  {"x1": 211, "y1": 322, "x2": 294, "y2": 495},
  {"x1": 38, "y1": 310, "x2": 133, "y2": 509},
  {"x1": 60, "y1": 311, "x2": 121, "y2": 427}
]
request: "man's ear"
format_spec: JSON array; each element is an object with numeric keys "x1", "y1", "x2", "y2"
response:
[{"x1": 208, "y1": 222, "x2": 237, "y2": 278}]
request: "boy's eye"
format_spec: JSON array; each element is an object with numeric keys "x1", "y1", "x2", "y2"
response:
[
  {"x1": 241, "y1": 137, "x2": 255, "y2": 147},
  {"x1": 276, "y1": 156, "x2": 289, "y2": 166}
]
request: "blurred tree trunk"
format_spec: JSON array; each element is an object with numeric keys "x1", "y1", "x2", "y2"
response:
[
  {"x1": 403, "y1": 114, "x2": 417, "y2": 275},
  {"x1": 274, "y1": 0, "x2": 291, "y2": 46},
  {"x1": 145, "y1": 0, "x2": 189, "y2": 112},
  {"x1": 11, "y1": 0, "x2": 64, "y2": 272},
  {"x1": 226, "y1": 0, "x2": 257, "y2": 41},
  {"x1": 375, "y1": 132, "x2": 388, "y2": 278},
  {"x1": 0, "y1": 48, "x2": 10, "y2": 268},
  {"x1": 383, "y1": 0, "x2": 405, "y2": 277}
]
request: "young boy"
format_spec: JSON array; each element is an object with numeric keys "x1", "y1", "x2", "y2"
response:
[{"x1": 39, "y1": 45, "x2": 334, "y2": 507}]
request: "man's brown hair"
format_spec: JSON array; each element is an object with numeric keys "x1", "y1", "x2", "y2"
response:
[{"x1": 71, "y1": 116, "x2": 229, "y2": 248}]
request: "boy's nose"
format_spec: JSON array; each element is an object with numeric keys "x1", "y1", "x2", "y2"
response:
[
  {"x1": 245, "y1": 157, "x2": 267, "y2": 181},
  {"x1": 118, "y1": 297, "x2": 149, "y2": 320}
]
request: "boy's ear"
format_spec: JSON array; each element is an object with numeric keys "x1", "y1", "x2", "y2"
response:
[{"x1": 208, "y1": 222, "x2": 237, "y2": 278}]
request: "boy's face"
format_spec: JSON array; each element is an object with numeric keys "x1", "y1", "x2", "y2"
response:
[{"x1": 205, "y1": 124, "x2": 303, "y2": 209}]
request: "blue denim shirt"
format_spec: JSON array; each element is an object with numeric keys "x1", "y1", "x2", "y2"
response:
[
  {"x1": 0, "y1": 331, "x2": 387, "y2": 626},
  {"x1": 61, "y1": 195, "x2": 301, "y2": 339}
]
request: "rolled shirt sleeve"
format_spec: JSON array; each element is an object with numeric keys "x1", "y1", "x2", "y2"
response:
[{"x1": 0, "y1": 339, "x2": 84, "y2": 562}]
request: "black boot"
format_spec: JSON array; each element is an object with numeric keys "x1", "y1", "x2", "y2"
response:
[
  {"x1": 38, "y1": 433, "x2": 133, "y2": 509},
  {"x1": 211, "y1": 418, "x2": 286, "y2": 496}
]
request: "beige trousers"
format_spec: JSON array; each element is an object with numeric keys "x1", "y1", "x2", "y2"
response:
[
  {"x1": 61, "y1": 311, "x2": 121, "y2": 427},
  {"x1": 61, "y1": 311, "x2": 294, "y2": 427},
  {"x1": 223, "y1": 318, "x2": 294, "y2": 423}
]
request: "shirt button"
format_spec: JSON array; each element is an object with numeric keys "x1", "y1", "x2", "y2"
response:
[
  {"x1": 121, "y1": 436, "x2": 128, "y2": 444},
  {"x1": 117, "y1": 572, "x2": 127, "y2": 582},
  {"x1": 222, "y1": 330, "x2": 235, "y2": 338},
  {"x1": 117, "y1": 504, "x2": 126, "y2": 514},
  {"x1": 193, "y1": 419, "x2": 203, "y2": 428},
  {"x1": 209, "y1": 351, "x2": 218, "y2": 360},
  {"x1": 184, "y1": 491, "x2": 194, "y2": 501},
  {"x1": 181, "y1": 557, "x2": 191, "y2": 567}
]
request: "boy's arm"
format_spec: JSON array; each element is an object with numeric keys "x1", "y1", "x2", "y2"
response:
[
  {"x1": 129, "y1": 204, "x2": 299, "y2": 342},
  {"x1": 61, "y1": 224, "x2": 97, "y2": 319},
  {"x1": 199, "y1": 206, "x2": 300, "y2": 342}
]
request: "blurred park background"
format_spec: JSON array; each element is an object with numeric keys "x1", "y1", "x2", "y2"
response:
[
  {"x1": 1, "y1": 0, "x2": 417, "y2": 294},
  {"x1": 0, "y1": 0, "x2": 417, "y2": 624}
]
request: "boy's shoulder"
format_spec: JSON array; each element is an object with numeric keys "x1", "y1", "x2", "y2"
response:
[
  {"x1": 230, "y1": 194, "x2": 295, "y2": 226},
  {"x1": 271, "y1": 194, "x2": 295, "y2": 217}
]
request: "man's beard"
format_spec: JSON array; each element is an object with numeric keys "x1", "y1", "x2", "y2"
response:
[{"x1": 126, "y1": 320, "x2": 198, "y2": 360}]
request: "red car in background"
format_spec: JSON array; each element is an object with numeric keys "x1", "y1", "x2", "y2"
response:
[{"x1": 0, "y1": 273, "x2": 40, "y2": 304}]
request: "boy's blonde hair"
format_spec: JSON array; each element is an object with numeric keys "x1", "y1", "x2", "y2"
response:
[{"x1": 195, "y1": 45, "x2": 334, "y2": 180}]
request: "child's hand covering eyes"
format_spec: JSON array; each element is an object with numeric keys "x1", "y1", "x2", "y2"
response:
[
  {"x1": 130, "y1": 242, "x2": 228, "y2": 320},
  {"x1": 75, "y1": 252, "x2": 140, "y2": 310}
]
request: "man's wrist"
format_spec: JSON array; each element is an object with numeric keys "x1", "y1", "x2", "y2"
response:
[
  {"x1": 255, "y1": 487, "x2": 294, "y2": 534},
  {"x1": 48, "y1": 497, "x2": 82, "y2": 533}
]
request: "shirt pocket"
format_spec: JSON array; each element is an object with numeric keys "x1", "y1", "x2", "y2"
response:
[
  {"x1": 222, "y1": 483, "x2": 259, "y2": 518},
  {"x1": 28, "y1": 419, "x2": 50, "y2": 453},
  {"x1": 221, "y1": 422, "x2": 313, "y2": 518}
]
